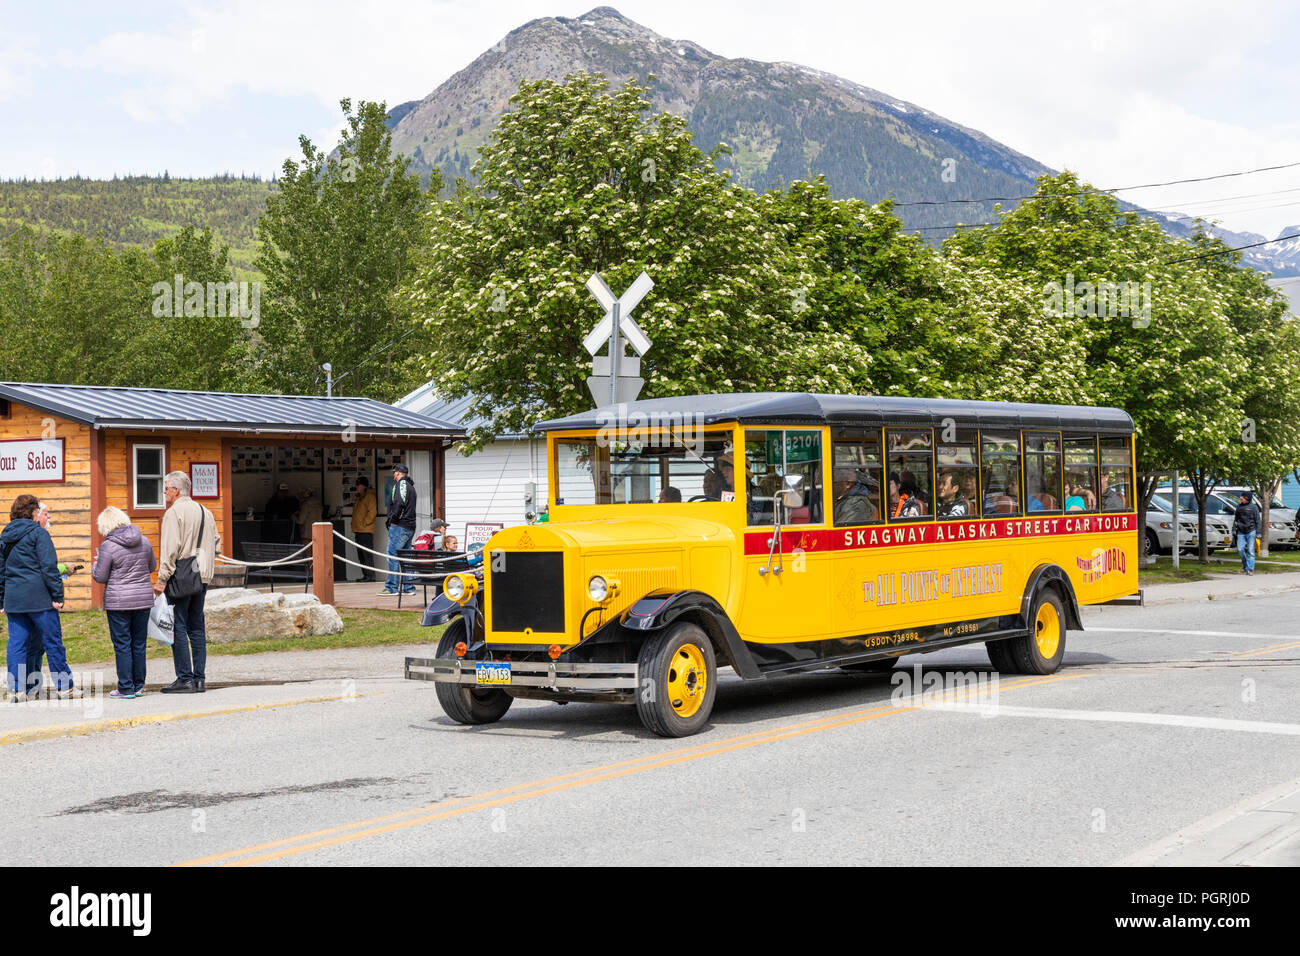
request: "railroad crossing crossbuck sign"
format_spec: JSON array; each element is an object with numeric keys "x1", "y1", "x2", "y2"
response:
[{"x1": 584, "y1": 271, "x2": 653, "y2": 406}]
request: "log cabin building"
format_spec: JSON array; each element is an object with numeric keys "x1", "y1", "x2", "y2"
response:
[{"x1": 0, "y1": 383, "x2": 463, "y2": 610}]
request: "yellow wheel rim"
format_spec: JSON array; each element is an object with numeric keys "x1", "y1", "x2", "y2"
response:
[
  {"x1": 667, "y1": 643, "x2": 707, "y2": 718},
  {"x1": 1035, "y1": 602, "x2": 1061, "y2": 659}
]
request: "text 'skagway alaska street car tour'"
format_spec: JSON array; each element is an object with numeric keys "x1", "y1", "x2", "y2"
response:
[{"x1": 406, "y1": 393, "x2": 1138, "y2": 737}]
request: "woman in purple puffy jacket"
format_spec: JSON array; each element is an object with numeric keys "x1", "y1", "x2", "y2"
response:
[{"x1": 92, "y1": 507, "x2": 158, "y2": 699}]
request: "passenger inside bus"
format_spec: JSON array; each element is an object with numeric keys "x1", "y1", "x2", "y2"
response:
[
  {"x1": 832, "y1": 467, "x2": 878, "y2": 525},
  {"x1": 890, "y1": 472, "x2": 926, "y2": 518},
  {"x1": 658, "y1": 486, "x2": 682, "y2": 503},
  {"x1": 935, "y1": 468, "x2": 972, "y2": 518}
]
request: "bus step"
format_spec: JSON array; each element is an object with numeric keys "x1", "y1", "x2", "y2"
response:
[{"x1": 1100, "y1": 590, "x2": 1144, "y2": 607}]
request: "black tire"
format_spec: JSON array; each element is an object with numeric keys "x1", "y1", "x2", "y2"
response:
[
  {"x1": 840, "y1": 656, "x2": 899, "y2": 674},
  {"x1": 635, "y1": 622, "x2": 717, "y2": 737},
  {"x1": 434, "y1": 619, "x2": 513, "y2": 726},
  {"x1": 1144, "y1": 529, "x2": 1159, "y2": 557},
  {"x1": 985, "y1": 638, "x2": 1018, "y2": 674},
  {"x1": 1006, "y1": 589, "x2": 1067, "y2": 676}
]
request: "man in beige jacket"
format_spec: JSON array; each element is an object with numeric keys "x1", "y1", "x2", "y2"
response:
[
  {"x1": 154, "y1": 470, "x2": 220, "y2": 694},
  {"x1": 351, "y1": 476, "x2": 377, "y2": 582}
]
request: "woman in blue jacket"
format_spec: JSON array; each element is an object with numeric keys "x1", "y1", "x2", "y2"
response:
[{"x1": 2, "y1": 493, "x2": 78, "y2": 701}]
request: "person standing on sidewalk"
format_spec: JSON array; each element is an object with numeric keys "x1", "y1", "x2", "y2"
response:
[
  {"x1": 1233, "y1": 490, "x2": 1261, "y2": 575},
  {"x1": 155, "y1": 471, "x2": 219, "y2": 694},
  {"x1": 91, "y1": 506, "x2": 157, "y2": 699},
  {"x1": 1, "y1": 494, "x2": 78, "y2": 702},
  {"x1": 25, "y1": 501, "x2": 79, "y2": 698},
  {"x1": 381, "y1": 463, "x2": 417, "y2": 596},
  {"x1": 351, "y1": 477, "x2": 377, "y2": 582}
]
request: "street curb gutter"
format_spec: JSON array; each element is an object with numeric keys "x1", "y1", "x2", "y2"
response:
[
  {"x1": 0, "y1": 693, "x2": 358, "y2": 748},
  {"x1": 1142, "y1": 580, "x2": 1300, "y2": 606}
]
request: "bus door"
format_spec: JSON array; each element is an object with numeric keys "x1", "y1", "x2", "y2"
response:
[{"x1": 737, "y1": 427, "x2": 831, "y2": 641}]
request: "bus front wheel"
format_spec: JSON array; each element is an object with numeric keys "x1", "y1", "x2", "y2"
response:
[
  {"x1": 434, "y1": 619, "x2": 513, "y2": 725},
  {"x1": 1005, "y1": 589, "x2": 1067, "y2": 675},
  {"x1": 635, "y1": 622, "x2": 717, "y2": 737}
]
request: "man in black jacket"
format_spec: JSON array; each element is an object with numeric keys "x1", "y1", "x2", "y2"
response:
[
  {"x1": 1232, "y1": 490, "x2": 1261, "y2": 575},
  {"x1": 381, "y1": 463, "x2": 418, "y2": 595}
]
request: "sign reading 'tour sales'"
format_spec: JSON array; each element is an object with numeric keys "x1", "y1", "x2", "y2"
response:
[{"x1": 0, "y1": 439, "x2": 65, "y2": 484}]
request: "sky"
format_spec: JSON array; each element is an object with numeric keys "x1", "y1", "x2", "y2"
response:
[{"x1": 3, "y1": 0, "x2": 1300, "y2": 238}]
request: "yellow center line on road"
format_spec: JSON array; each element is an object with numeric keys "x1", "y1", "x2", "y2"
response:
[
  {"x1": 177, "y1": 672, "x2": 1081, "y2": 868},
  {"x1": 1221, "y1": 638, "x2": 1300, "y2": 658}
]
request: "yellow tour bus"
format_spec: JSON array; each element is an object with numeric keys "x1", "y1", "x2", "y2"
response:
[{"x1": 406, "y1": 393, "x2": 1138, "y2": 736}]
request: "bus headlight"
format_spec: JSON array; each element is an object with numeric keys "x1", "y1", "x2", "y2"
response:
[
  {"x1": 444, "y1": 573, "x2": 477, "y2": 604},
  {"x1": 588, "y1": 575, "x2": 620, "y2": 603}
]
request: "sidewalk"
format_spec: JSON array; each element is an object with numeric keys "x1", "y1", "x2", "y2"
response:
[
  {"x1": 1138, "y1": 569, "x2": 1300, "y2": 606},
  {"x1": 0, "y1": 642, "x2": 435, "y2": 746},
  {"x1": 1118, "y1": 777, "x2": 1300, "y2": 866}
]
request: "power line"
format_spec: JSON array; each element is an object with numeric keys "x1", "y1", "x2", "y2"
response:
[
  {"x1": 891, "y1": 159, "x2": 1300, "y2": 208},
  {"x1": 1165, "y1": 232, "x2": 1300, "y2": 265}
]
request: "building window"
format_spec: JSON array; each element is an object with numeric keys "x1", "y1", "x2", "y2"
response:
[{"x1": 133, "y1": 444, "x2": 166, "y2": 508}]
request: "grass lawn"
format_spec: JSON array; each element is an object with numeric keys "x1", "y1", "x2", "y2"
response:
[{"x1": 2, "y1": 608, "x2": 444, "y2": 667}]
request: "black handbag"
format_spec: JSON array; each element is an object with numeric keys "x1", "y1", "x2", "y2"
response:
[{"x1": 165, "y1": 507, "x2": 206, "y2": 600}]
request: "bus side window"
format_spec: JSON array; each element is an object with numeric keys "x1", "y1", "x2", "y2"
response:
[
  {"x1": 1099, "y1": 436, "x2": 1132, "y2": 511},
  {"x1": 935, "y1": 430, "x2": 978, "y2": 520},
  {"x1": 1063, "y1": 436, "x2": 1098, "y2": 512},
  {"x1": 886, "y1": 429, "x2": 933, "y2": 522},
  {"x1": 1024, "y1": 432, "x2": 1062, "y2": 513},
  {"x1": 980, "y1": 432, "x2": 1021, "y2": 517},
  {"x1": 832, "y1": 428, "x2": 882, "y2": 527}
]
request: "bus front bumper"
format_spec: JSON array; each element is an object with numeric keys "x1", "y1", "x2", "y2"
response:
[{"x1": 405, "y1": 656, "x2": 639, "y2": 693}]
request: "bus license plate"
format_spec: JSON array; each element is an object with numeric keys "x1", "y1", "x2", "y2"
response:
[{"x1": 475, "y1": 662, "x2": 511, "y2": 685}]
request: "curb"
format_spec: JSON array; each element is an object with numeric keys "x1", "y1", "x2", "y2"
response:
[
  {"x1": 0, "y1": 692, "x2": 360, "y2": 748},
  {"x1": 1141, "y1": 580, "x2": 1300, "y2": 607}
]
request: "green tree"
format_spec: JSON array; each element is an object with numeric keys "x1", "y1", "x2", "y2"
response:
[{"x1": 254, "y1": 99, "x2": 435, "y2": 400}]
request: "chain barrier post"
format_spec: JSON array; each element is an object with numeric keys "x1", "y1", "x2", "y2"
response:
[{"x1": 312, "y1": 522, "x2": 335, "y2": 605}]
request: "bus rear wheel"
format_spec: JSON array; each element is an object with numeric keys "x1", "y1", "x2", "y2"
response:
[
  {"x1": 1006, "y1": 589, "x2": 1067, "y2": 675},
  {"x1": 434, "y1": 619, "x2": 513, "y2": 725},
  {"x1": 635, "y1": 622, "x2": 717, "y2": 737},
  {"x1": 985, "y1": 638, "x2": 1018, "y2": 674}
]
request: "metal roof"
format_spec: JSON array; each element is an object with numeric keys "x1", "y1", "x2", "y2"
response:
[
  {"x1": 395, "y1": 383, "x2": 532, "y2": 440},
  {"x1": 535, "y1": 392, "x2": 1135, "y2": 434},
  {"x1": 0, "y1": 382, "x2": 465, "y2": 439}
]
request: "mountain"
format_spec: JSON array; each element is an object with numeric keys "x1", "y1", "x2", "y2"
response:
[
  {"x1": 1146, "y1": 214, "x2": 1300, "y2": 277},
  {"x1": 385, "y1": 6, "x2": 1052, "y2": 233}
]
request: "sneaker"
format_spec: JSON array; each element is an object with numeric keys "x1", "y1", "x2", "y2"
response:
[
  {"x1": 377, "y1": 588, "x2": 399, "y2": 595},
  {"x1": 159, "y1": 679, "x2": 198, "y2": 694},
  {"x1": 6, "y1": 692, "x2": 28, "y2": 704},
  {"x1": 56, "y1": 687, "x2": 84, "y2": 700},
  {"x1": 109, "y1": 689, "x2": 128, "y2": 699},
  {"x1": 130, "y1": 690, "x2": 145, "y2": 699},
  {"x1": 401, "y1": 588, "x2": 416, "y2": 594}
]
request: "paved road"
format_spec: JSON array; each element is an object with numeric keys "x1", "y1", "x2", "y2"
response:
[{"x1": 3, "y1": 591, "x2": 1298, "y2": 866}]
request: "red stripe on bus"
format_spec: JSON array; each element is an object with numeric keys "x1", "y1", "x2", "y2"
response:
[{"x1": 742, "y1": 513, "x2": 1137, "y2": 555}]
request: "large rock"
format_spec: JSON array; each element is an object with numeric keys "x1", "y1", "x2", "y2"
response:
[{"x1": 203, "y1": 588, "x2": 344, "y2": 643}]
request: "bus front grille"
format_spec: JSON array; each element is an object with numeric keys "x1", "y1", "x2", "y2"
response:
[{"x1": 490, "y1": 552, "x2": 565, "y2": 633}]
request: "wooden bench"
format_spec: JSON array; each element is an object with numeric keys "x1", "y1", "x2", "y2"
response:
[
  {"x1": 395, "y1": 548, "x2": 470, "y2": 608},
  {"x1": 241, "y1": 541, "x2": 312, "y2": 593}
]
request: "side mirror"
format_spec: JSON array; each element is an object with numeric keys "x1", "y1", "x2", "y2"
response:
[{"x1": 776, "y1": 474, "x2": 804, "y2": 509}]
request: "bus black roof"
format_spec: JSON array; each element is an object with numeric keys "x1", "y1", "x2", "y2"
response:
[{"x1": 534, "y1": 393, "x2": 1134, "y2": 434}]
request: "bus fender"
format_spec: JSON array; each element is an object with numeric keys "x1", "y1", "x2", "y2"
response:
[
  {"x1": 1021, "y1": 564, "x2": 1083, "y2": 631},
  {"x1": 422, "y1": 592, "x2": 485, "y2": 640},
  {"x1": 619, "y1": 590, "x2": 761, "y2": 680}
]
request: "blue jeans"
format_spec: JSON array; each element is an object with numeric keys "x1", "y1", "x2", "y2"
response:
[
  {"x1": 107, "y1": 608, "x2": 149, "y2": 695},
  {"x1": 170, "y1": 585, "x2": 208, "y2": 683},
  {"x1": 6, "y1": 609, "x2": 73, "y2": 694},
  {"x1": 385, "y1": 525, "x2": 414, "y2": 591},
  {"x1": 1237, "y1": 530, "x2": 1257, "y2": 571}
]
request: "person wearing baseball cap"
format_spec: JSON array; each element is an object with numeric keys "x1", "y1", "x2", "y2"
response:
[{"x1": 382, "y1": 463, "x2": 418, "y2": 595}]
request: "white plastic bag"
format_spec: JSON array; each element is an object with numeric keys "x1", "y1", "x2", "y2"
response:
[{"x1": 148, "y1": 592, "x2": 175, "y2": 646}]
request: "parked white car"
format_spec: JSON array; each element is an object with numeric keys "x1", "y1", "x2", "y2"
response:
[{"x1": 1145, "y1": 494, "x2": 1202, "y2": 556}]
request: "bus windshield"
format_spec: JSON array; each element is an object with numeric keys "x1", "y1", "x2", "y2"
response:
[{"x1": 554, "y1": 431, "x2": 734, "y2": 505}]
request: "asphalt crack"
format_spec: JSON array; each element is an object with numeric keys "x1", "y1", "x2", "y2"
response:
[{"x1": 60, "y1": 776, "x2": 399, "y2": 815}]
